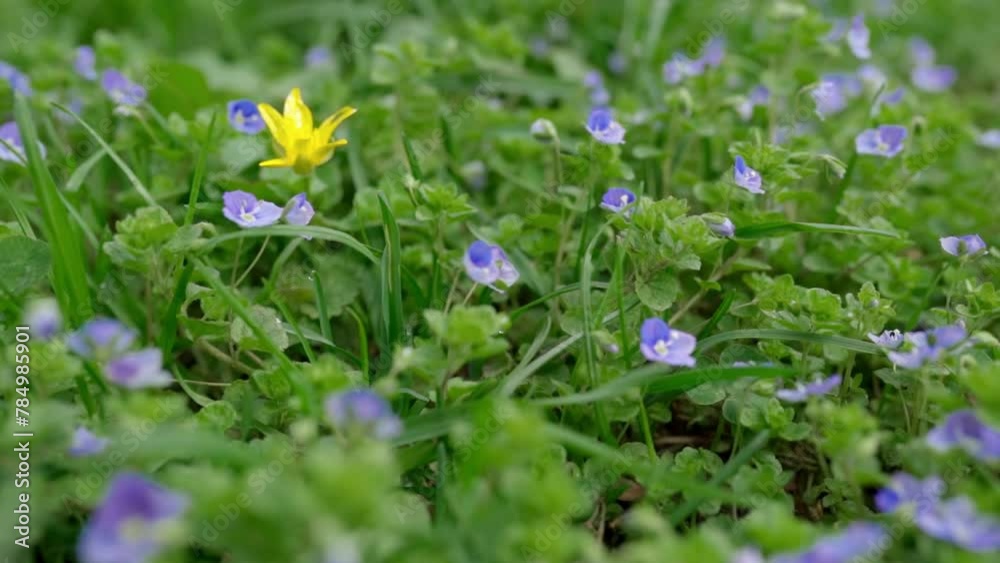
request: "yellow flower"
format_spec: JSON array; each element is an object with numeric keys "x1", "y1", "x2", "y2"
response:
[{"x1": 257, "y1": 88, "x2": 357, "y2": 175}]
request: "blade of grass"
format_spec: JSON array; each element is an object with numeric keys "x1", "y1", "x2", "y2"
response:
[
  {"x1": 734, "y1": 221, "x2": 900, "y2": 239},
  {"x1": 205, "y1": 225, "x2": 378, "y2": 265},
  {"x1": 581, "y1": 229, "x2": 614, "y2": 444},
  {"x1": 378, "y1": 193, "x2": 405, "y2": 350},
  {"x1": 184, "y1": 111, "x2": 216, "y2": 226},
  {"x1": 696, "y1": 329, "x2": 881, "y2": 355},
  {"x1": 0, "y1": 176, "x2": 36, "y2": 238}
]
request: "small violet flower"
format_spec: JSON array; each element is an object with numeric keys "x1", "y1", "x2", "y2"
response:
[
  {"x1": 733, "y1": 155, "x2": 763, "y2": 194},
  {"x1": 69, "y1": 427, "x2": 110, "y2": 458},
  {"x1": 874, "y1": 472, "x2": 945, "y2": 514},
  {"x1": 914, "y1": 497, "x2": 1000, "y2": 552},
  {"x1": 662, "y1": 53, "x2": 704, "y2": 84},
  {"x1": 867, "y1": 329, "x2": 904, "y2": 349},
  {"x1": 775, "y1": 374, "x2": 842, "y2": 403},
  {"x1": 23, "y1": 298, "x2": 62, "y2": 341},
  {"x1": 872, "y1": 87, "x2": 905, "y2": 115},
  {"x1": 77, "y1": 472, "x2": 189, "y2": 563},
  {"x1": 846, "y1": 14, "x2": 871, "y2": 59},
  {"x1": 639, "y1": 318, "x2": 696, "y2": 367},
  {"x1": 101, "y1": 69, "x2": 147, "y2": 106},
  {"x1": 940, "y1": 234, "x2": 986, "y2": 257},
  {"x1": 599, "y1": 187, "x2": 636, "y2": 215},
  {"x1": 770, "y1": 522, "x2": 887, "y2": 563},
  {"x1": 0, "y1": 121, "x2": 46, "y2": 165},
  {"x1": 824, "y1": 18, "x2": 847, "y2": 43},
  {"x1": 222, "y1": 190, "x2": 283, "y2": 228},
  {"x1": 926, "y1": 410, "x2": 1000, "y2": 462},
  {"x1": 858, "y1": 64, "x2": 887, "y2": 88},
  {"x1": 583, "y1": 70, "x2": 603, "y2": 90},
  {"x1": 104, "y1": 348, "x2": 173, "y2": 389},
  {"x1": 75, "y1": 46, "x2": 97, "y2": 80},
  {"x1": 706, "y1": 216, "x2": 735, "y2": 238},
  {"x1": 227, "y1": 99, "x2": 266, "y2": 135},
  {"x1": 737, "y1": 85, "x2": 770, "y2": 121},
  {"x1": 701, "y1": 38, "x2": 725, "y2": 68},
  {"x1": 284, "y1": 193, "x2": 315, "y2": 226},
  {"x1": 324, "y1": 389, "x2": 402, "y2": 439},
  {"x1": 977, "y1": 130, "x2": 1000, "y2": 149},
  {"x1": 910, "y1": 37, "x2": 936, "y2": 67},
  {"x1": 305, "y1": 46, "x2": 332, "y2": 68},
  {"x1": 811, "y1": 80, "x2": 848, "y2": 118},
  {"x1": 67, "y1": 318, "x2": 137, "y2": 360},
  {"x1": 912, "y1": 66, "x2": 957, "y2": 92},
  {"x1": 608, "y1": 51, "x2": 627, "y2": 75},
  {"x1": 463, "y1": 240, "x2": 519, "y2": 292},
  {"x1": 0, "y1": 61, "x2": 32, "y2": 95},
  {"x1": 855, "y1": 125, "x2": 906, "y2": 158},
  {"x1": 585, "y1": 108, "x2": 626, "y2": 145},
  {"x1": 888, "y1": 323, "x2": 967, "y2": 369}
]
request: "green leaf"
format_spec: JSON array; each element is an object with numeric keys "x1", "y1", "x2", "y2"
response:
[
  {"x1": 636, "y1": 270, "x2": 681, "y2": 311},
  {"x1": 0, "y1": 236, "x2": 51, "y2": 296},
  {"x1": 231, "y1": 305, "x2": 291, "y2": 352}
]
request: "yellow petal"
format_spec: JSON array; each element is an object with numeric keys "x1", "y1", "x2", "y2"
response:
[
  {"x1": 309, "y1": 141, "x2": 347, "y2": 167},
  {"x1": 259, "y1": 157, "x2": 292, "y2": 168},
  {"x1": 282, "y1": 87, "x2": 313, "y2": 138},
  {"x1": 258, "y1": 103, "x2": 287, "y2": 147},
  {"x1": 315, "y1": 106, "x2": 358, "y2": 141}
]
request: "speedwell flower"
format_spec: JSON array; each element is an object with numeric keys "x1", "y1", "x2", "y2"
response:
[
  {"x1": 305, "y1": 46, "x2": 332, "y2": 68},
  {"x1": 706, "y1": 216, "x2": 735, "y2": 238},
  {"x1": 737, "y1": 85, "x2": 769, "y2": 121},
  {"x1": 769, "y1": 522, "x2": 887, "y2": 563},
  {"x1": 0, "y1": 61, "x2": 32, "y2": 95},
  {"x1": 464, "y1": 240, "x2": 519, "y2": 292},
  {"x1": 867, "y1": 329, "x2": 904, "y2": 349},
  {"x1": 775, "y1": 374, "x2": 841, "y2": 403},
  {"x1": 811, "y1": 80, "x2": 848, "y2": 118},
  {"x1": 257, "y1": 87, "x2": 357, "y2": 175},
  {"x1": 915, "y1": 496, "x2": 1000, "y2": 552},
  {"x1": 75, "y1": 46, "x2": 97, "y2": 80},
  {"x1": 888, "y1": 323, "x2": 967, "y2": 369},
  {"x1": 600, "y1": 187, "x2": 636, "y2": 215},
  {"x1": 912, "y1": 65, "x2": 957, "y2": 92},
  {"x1": 858, "y1": 64, "x2": 887, "y2": 88},
  {"x1": 978, "y1": 130, "x2": 1000, "y2": 149},
  {"x1": 662, "y1": 53, "x2": 704, "y2": 84},
  {"x1": 69, "y1": 427, "x2": 110, "y2": 457},
  {"x1": 222, "y1": 190, "x2": 283, "y2": 228},
  {"x1": 846, "y1": 14, "x2": 871, "y2": 59},
  {"x1": 105, "y1": 348, "x2": 173, "y2": 389},
  {"x1": 910, "y1": 37, "x2": 936, "y2": 67},
  {"x1": 23, "y1": 298, "x2": 61, "y2": 341},
  {"x1": 0, "y1": 121, "x2": 46, "y2": 165},
  {"x1": 77, "y1": 472, "x2": 189, "y2": 563},
  {"x1": 701, "y1": 38, "x2": 725, "y2": 67},
  {"x1": 926, "y1": 410, "x2": 1000, "y2": 462},
  {"x1": 639, "y1": 318, "x2": 696, "y2": 367},
  {"x1": 940, "y1": 234, "x2": 986, "y2": 257},
  {"x1": 67, "y1": 318, "x2": 137, "y2": 360},
  {"x1": 875, "y1": 472, "x2": 945, "y2": 514},
  {"x1": 101, "y1": 69, "x2": 147, "y2": 106},
  {"x1": 284, "y1": 193, "x2": 315, "y2": 226},
  {"x1": 855, "y1": 125, "x2": 906, "y2": 158},
  {"x1": 325, "y1": 389, "x2": 402, "y2": 439},
  {"x1": 585, "y1": 108, "x2": 626, "y2": 145},
  {"x1": 733, "y1": 155, "x2": 763, "y2": 194},
  {"x1": 227, "y1": 99, "x2": 265, "y2": 135}
]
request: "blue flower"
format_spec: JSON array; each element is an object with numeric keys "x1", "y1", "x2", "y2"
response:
[
  {"x1": 599, "y1": 187, "x2": 636, "y2": 215},
  {"x1": 770, "y1": 522, "x2": 887, "y2": 563},
  {"x1": 978, "y1": 130, "x2": 1000, "y2": 149},
  {"x1": 811, "y1": 80, "x2": 848, "y2": 118},
  {"x1": 0, "y1": 61, "x2": 32, "y2": 95},
  {"x1": 867, "y1": 329, "x2": 903, "y2": 349},
  {"x1": 940, "y1": 234, "x2": 986, "y2": 257},
  {"x1": 912, "y1": 66, "x2": 957, "y2": 92},
  {"x1": 226, "y1": 99, "x2": 265, "y2": 135},
  {"x1": 0, "y1": 121, "x2": 46, "y2": 165},
  {"x1": 858, "y1": 64, "x2": 887, "y2": 88},
  {"x1": 590, "y1": 87, "x2": 611, "y2": 107},
  {"x1": 77, "y1": 472, "x2": 188, "y2": 563},
  {"x1": 608, "y1": 51, "x2": 627, "y2": 75},
  {"x1": 325, "y1": 389, "x2": 402, "y2": 439},
  {"x1": 104, "y1": 348, "x2": 173, "y2": 389},
  {"x1": 855, "y1": 125, "x2": 906, "y2": 158},
  {"x1": 585, "y1": 108, "x2": 626, "y2": 145},
  {"x1": 737, "y1": 85, "x2": 770, "y2": 121},
  {"x1": 733, "y1": 155, "x2": 763, "y2": 194},
  {"x1": 69, "y1": 427, "x2": 110, "y2": 458},
  {"x1": 639, "y1": 318, "x2": 696, "y2": 367},
  {"x1": 530, "y1": 37, "x2": 550, "y2": 58},
  {"x1": 701, "y1": 38, "x2": 725, "y2": 67},
  {"x1": 23, "y1": 298, "x2": 61, "y2": 341},
  {"x1": 706, "y1": 216, "x2": 735, "y2": 238},
  {"x1": 915, "y1": 497, "x2": 1000, "y2": 552},
  {"x1": 222, "y1": 190, "x2": 283, "y2": 228},
  {"x1": 874, "y1": 472, "x2": 945, "y2": 514},
  {"x1": 283, "y1": 193, "x2": 315, "y2": 226},
  {"x1": 824, "y1": 18, "x2": 847, "y2": 42},
  {"x1": 846, "y1": 14, "x2": 871, "y2": 59},
  {"x1": 926, "y1": 410, "x2": 1000, "y2": 462},
  {"x1": 305, "y1": 46, "x2": 332, "y2": 68},
  {"x1": 101, "y1": 69, "x2": 147, "y2": 106},
  {"x1": 872, "y1": 87, "x2": 905, "y2": 114},
  {"x1": 775, "y1": 374, "x2": 841, "y2": 403},
  {"x1": 67, "y1": 318, "x2": 137, "y2": 360},
  {"x1": 463, "y1": 240, "x2": 519, "y2": 292},
  {"x1": 583, "y1": 71, "x2": 603, "y2": 90},
  {"x1": 888, "y1": 323, "x2": 967, "y2": 369},
  {"x1": 730, "y1": 547, "x2": 765, "y2": 563},
  {"x1": 662, "y1": 53, "x2": 704, "y2": 84},
  {"x1": 910, "y1": 37, "x2": 936, "y2": 67},
  {"x1": 75, "y1": 46, "x2": 97, "y2": 80}
]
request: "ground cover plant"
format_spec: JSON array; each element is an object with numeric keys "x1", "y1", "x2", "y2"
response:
[{"x1": 1, "y1": 0, "x2": 999, "y2": 561}]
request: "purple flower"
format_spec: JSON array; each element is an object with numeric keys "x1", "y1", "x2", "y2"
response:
[
  {"x1": 867, "y1": 329, "x2": 904, "y2": 349},
  {"x1": 101, "y1": 69, "x2": 147, "y2": 106},
  {"x1": 585, "y1": 108, "x2": 626, "y2": 145},
  {"x1": 222, "y1": 190, "x2": 283, "y2": 228},
  {"x1": 583, "y1": 71, "x2": 604, "y2": 90},
  {"x1": 284, "y1": 193, "x2": 315, "y2": 228},
  {"x1": 662, "y1": 53, "x2": 704, "y2": 84},
  {"x1": 105, "y1": 348, "x2": 173, "y2": 389},
  {"x1": 530, "y1": 37, "x2": 550, "y2": 58},
  {"x1": 775, "y1": 374, "x2": 842, "y2": 403},
  {"x1": 226, "y1": 99, "x2": 265, "y2": 135},
  {"x1": 940, "y1": 234, "x2": 986, "y2": 257},
  {"x1": 823, "y1": 73, "x2": 863, "y2": 98},
  {"x1": 608, "y1": 51, "x2": 628, "y2": 75},
  {"x1": 706, "y1": 216, "x2": 735, "y2": 238},
  {"x1": 888, "y1": 323, "x2": 967, "y2": 369},
  {"x1": 77, "y1": 472, "x2": 189, "y2": 563},
  {"x1": 639, "y1": 318, "x2": 696, "y2": 367},
  {"x1": 733, "y1": 155, "x2": 763, "y2": 194},
  {"x1": 730, "y1": 548, "x2": 765, "y2": 563},
  {"x1": 915, "y1": 497, "x2": 1000, "y2": 552},
  {"x1": 855, "y1": 125, "x2": 907, "y2": 158},
  {"x1": 324, "y1": 389, "x2": 402, "y2": 439},
  {"x1": 0, "y1": 121, "x2": 46, "y2": 165},
  {"x1": 67, "y1": 318, "x2": 137, "y2": 360},
  {"x1": 846, "y1": 14, "x2": 871, "y2": 59},
  {"x1": 858, "y1": 64, "x2": 887, "y2": 88},
  {"x1": 599, "y1": 187, "x2": 636, "y2": 215},
  {"x1": 701, "y1": 38, "x2": 725, "y2": 67},
  {"x1": 977, "y1": 130, "x2": 1000, "y2": 149},
  {"x1": 463, "y1": 240, "x2": 519, "y2": 291},
  {"x1": 0, "y1": 61, "x2": 32, "y2": 95},
  {"x1": 824, "y1": 18, "x2": 847, "y2": 42},
  {"x1": 737, "y1": 85, "x2": 770, "y2": 121},
  {"x1": 872, "y1": 87, "x2": 905, "y2": 114},
  {"x1": 910, "y1": 37, "x2": 936, "y2": 67},
  {"x1": 875, "y1": 472, "x2": 945, "y2": 514},
  {"x1": 23, "y1": 298, "x2": 61, "y2": 341},
  {"x1": 770, "y1": 522, "x2": 887, "y2": 563},
  {"x1": 69, "y1": 427, "x2": 110, "y2": 457},
  {"x1": 74, "y1": 46, "x2": 98, "y2": 80},
  {"x1": 305, "y1": 46, "x2": 332, "y2": 68},
  {"x1": 912, "y1": 66, "x2": 957, "y2": 92},
  {"x1": 926, "y1": 410, "x2": 1000, "y2": 462},
  {"x1": 811, "y1": 80, "x2": 848, "y2": 117}
]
